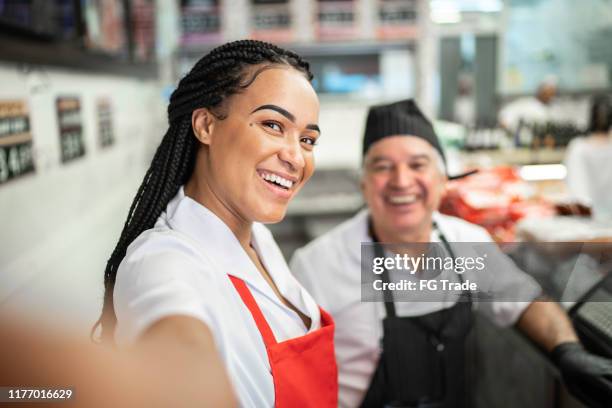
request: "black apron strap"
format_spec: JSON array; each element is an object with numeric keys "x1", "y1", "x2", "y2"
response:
[
  {"x1": 362, "y1": 218, "x2": 474, "y2": 408},
  {"x1": 370, "y1": 220, "x2": 397, "y2": 317}
]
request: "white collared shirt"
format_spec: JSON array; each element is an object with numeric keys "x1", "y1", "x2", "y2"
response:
[
  {"x1": 498, "y1": 96, "x2": 553, "y2": 132},
  {"x1": 564, "y1": 136, "x2": 612, "y2": 220},
  {"x1": 290, "y1": 209, "x2": 541, "y2": 408},
  {"x1": 113, "y1": 187, "x2": 321, "y2": 407}
]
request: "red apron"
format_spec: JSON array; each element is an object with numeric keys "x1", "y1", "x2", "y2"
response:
[{"x1": 229, "y1": 275, "x2": 338, "y2": 407}]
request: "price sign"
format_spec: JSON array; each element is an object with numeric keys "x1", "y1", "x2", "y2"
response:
[
  {"x1": 56, "y1": 96, "x2": 86, "y2": 163},
  {"x1": 0, "y1": 100, "x2": 35, "y2": 185},
  {"x1": 97, "y1": 98, "x2": 114, "y2": 148}
]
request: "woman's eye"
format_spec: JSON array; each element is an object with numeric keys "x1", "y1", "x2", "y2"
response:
[
  {"x1": 300, "y1": 137, "x2": 317, "y2": 146},
  {"x1": 263, "y1": 121, "x2": 282, "y2": 132}
]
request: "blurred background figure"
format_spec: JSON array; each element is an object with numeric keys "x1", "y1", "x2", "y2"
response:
[
  {"x1": 564, "y1": 95, "x2": 612, "y2": 220},
  {"x1": 453, "y1": 73, "x2": 475, "y2": 127},
  {"x1": 498, "y1": 76, "x2": 558, "y2": 134}
]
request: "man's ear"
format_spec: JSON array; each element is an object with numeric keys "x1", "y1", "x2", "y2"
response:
[{"x1": 192, "y1": 108, "x2": 216, "y2": 145}]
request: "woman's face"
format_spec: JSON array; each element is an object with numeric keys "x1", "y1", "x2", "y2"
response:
[{"x1": 193, "y1": 66, "x2": 320, "y2": 224}]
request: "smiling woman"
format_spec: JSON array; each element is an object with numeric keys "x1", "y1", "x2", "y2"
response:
[
  {"x1": 92, "y1": 40, "x2": 337, "y2": 408},
  {"x1": 186, "y1": 66, "x2": 320, "y2": 227}
]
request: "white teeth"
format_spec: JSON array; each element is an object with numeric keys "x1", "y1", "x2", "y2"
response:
[
  {"x1": 260, "y1": 172, "x2": 293, "y2": 189},
  {"x1": 388, "y1": 194, "x2": 417, "y2": 204}
]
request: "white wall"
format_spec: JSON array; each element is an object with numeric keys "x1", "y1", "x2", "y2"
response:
[
  {"x1": 316, "y1": 100, "x2": 369, "y2": 170},
  {"x1": 0, "y1": 64, "x2": 165, "y2": 336}
]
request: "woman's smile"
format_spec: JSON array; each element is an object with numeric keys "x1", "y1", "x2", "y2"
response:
[{"x1": 256, "y1": 169, "x2": 299, "y2": 199}]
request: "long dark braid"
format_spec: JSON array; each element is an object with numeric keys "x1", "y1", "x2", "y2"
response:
[{"x1": 94, "y1": 40, "x2": 313, "y2": 342}]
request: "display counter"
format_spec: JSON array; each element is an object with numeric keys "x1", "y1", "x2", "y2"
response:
[{"x1": 457, "y1": 147, "x2": 566, "y2": 167}]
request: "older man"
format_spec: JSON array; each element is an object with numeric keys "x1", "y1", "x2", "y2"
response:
[{"x1": 291, "y1": 99, "x2": 612, "y2": 408}]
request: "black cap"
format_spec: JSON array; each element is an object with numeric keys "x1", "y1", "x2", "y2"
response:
[
  {"x1": 362, "y1": 99, "x2": 476, "y2": 180},
  {"x1": 362, "y1": 99, "x2": 444, "y2": 160}
]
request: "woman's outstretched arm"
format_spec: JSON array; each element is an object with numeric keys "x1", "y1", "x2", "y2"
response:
[{"x1": 0, "y1": 315, "x2": 236, "y2": 408}]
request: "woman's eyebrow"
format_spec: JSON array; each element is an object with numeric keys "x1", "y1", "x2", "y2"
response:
[
  {"x1": 251, "y1": 104, "x2": 320, "y2": 133},
  {"x1": 251, "y1": 104, "x2": 295, "y2": 122},
  {"x1": 306, "y1": 124, "x2": 320, "y2": 133}
]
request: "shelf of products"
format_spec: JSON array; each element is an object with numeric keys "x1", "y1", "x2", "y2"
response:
[
  {"x1": 178, "y1": 0, "x2": 421, "y2": 49},
  {"x1": 0, "y1": 0, "x2": 157, "y2": 78}
]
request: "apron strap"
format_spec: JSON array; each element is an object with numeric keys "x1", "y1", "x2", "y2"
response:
[
  {"x1": 380, "y1": 255, "x2": 397, "y2": 317},
  {"x1": 369, "y1": 218, "x2": 473, "y2": 317},
  {"x1": 228, "y1": 275, "x2": 277, "y2": 347},
  {"x1": 368, "y1": 219, "x2": 397, "y2": 317}
]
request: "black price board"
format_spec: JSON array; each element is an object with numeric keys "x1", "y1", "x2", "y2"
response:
[
  {"x1": 0, "y1": 100, "x2": 35, "y2": 185},
  {"x1": 56, "y1": 96, "x2": 86, "y2": 163},
  {"x1": 97, "y1": 98, "x2": 114, "y2": 148}
]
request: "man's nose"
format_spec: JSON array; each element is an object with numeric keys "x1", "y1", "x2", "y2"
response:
[{"x1": 389, "y1": 165, "x2": 413, "y2": 188}]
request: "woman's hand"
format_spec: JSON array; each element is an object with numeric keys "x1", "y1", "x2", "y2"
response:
[
  {"x1": 0, "y1": 316, "x2": 237, "y2": 408},
  {"x1": 136, "y1": 315, "x2": 237, "y2": 407}
]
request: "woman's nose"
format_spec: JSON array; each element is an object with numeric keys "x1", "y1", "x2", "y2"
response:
[{"x1": 278, "y1": 137, "x2": 305, "y2": 171}]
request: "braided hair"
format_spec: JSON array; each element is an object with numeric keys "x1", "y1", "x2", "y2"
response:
[{"x1": 94, "y1": 40, "x2": 313, "y2": 342}]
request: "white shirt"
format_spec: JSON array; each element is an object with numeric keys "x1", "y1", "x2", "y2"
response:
[
  {"x1": 498, "y1": 96, "x2": 552, "y2": 132},
  {"x1": 290, "y1": 209, "x2": 541, "y2": 408},
  {"x1": 564, "y1": 136, "x2": 612, "y2": 221},
  {"x1": 113, "y1": 187, "x2": 322, "y2": 408},
  {"x1": 453, "y1": 95, "x2": 475, "y2": 127}
]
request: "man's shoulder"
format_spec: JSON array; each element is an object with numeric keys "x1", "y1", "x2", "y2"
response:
[
  {"x1": 294, "y1": 209, "x2": 368, "y2": 260},
  {"x1": 290, "y1": 211, "x2": 367, "y2": 312}
]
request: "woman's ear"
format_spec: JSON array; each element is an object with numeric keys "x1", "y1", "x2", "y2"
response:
[{"x1": 192, "y1": 108, "x2": 216, "y2": 145}]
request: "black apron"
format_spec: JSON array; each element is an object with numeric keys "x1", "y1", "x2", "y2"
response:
[{"x1": 361, "y1": 222, "x2": 473, "y2": 408}]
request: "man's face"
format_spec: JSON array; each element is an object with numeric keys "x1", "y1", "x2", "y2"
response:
[
  {"x1": 538, "y1": 84, "x2": 556, "y2": 105},
  {"x1": 361, "y1": 136, "x2": 447, "y2": 239}
]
